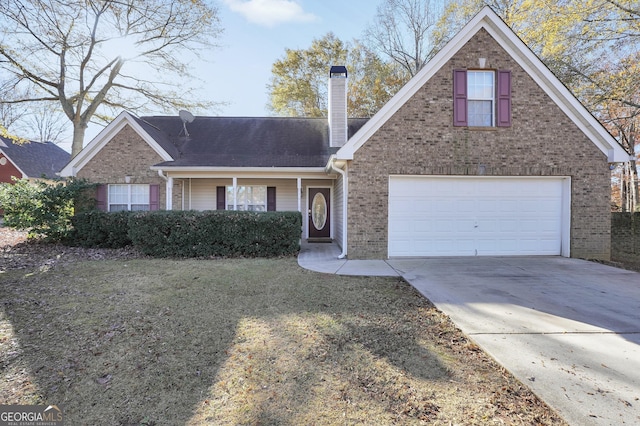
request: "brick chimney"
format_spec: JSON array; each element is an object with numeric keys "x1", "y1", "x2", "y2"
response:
[{"x1": 328, "y1": 65, "x2": 348, "y2": 148}]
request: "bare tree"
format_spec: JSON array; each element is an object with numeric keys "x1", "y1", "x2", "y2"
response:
[
  {"x1": 0, "y1": 0, "x2": 223, "y2": 157},
  {"x1": 435, "y1": 0, "x2": 639, "y2": 210},
  {"x1": 24, "y1": 104, "x2": 71, "y2": 143},
  {"x1": 365, "y1": 0, "x2": 449, "y2": 77},
  {"x1": 0, "y1": 81, "x2": 28, "y2": 129}
]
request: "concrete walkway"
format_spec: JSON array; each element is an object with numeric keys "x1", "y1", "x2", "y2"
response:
[
  {"x1": 298, "y1": 241, "x2": 399, "y2": 276},
  {"x1": 298, "y1": 243, "x2": 640, "y2": 426}
]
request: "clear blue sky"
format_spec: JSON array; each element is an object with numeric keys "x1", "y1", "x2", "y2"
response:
[
  {"x1": 78, "y1": 0, "x2": 379, "y2": 148},
  {"x1": 208, "y1": 0, "x2": 379, "y2": 117}
]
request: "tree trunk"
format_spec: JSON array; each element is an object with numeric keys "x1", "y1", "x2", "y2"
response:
[
  {"x1": 630, "y1": 159, "x2": 638, "y2": 212},
  {"x1": 71, "y1": 119, "x2": 88, "y2": 158},
  {"x1": 621, "y1": 161, "x2": 638, "y2": 212}
]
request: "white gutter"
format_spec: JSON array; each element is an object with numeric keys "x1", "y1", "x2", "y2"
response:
[
  {"x1": 326, "y1": 156, "x2": 348, "y2": 259},
  {"x1": 157, "y1": 170, "x2": 172, "y2": 210}
]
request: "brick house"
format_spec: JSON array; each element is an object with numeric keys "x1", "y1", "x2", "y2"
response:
[{"x1": 60, "y1": 7, "x2": 629, "y2": 260}]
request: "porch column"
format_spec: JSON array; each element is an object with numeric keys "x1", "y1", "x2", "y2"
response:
[
  {"x1": 297, "y1": 177, "x2": 302, "y2": 212},
  {"x1": 166, "y1": 177, "x2": 173, "y2": 210},
  {"x1": 232, "y1": 177, "x2": 238, "y2": 210}
]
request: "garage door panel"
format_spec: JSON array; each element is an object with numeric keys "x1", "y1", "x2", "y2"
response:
[
  {"x1": 414, "y1": 219, "x2": 433, "y2": 232},
  {"x1": 433, "y1": 219, "x2": 454, "y2": 232},
  {"x1": 456, "y1": 219, "x2": 476, "y2": 232},
  {"x1": 388, "y1": 177, "x2": 566, "y2": 257},
  {"x1": 389, "y1": 198, "x2": 413, "y2": 213},
  {"x1": 499, "y1": 220, "x2": 518, "y2": 232},
  {"x1": 456, "y1": 199, "x2": 475, "y2": 212},
  {"x1": 499, "y1": 200, "x2": 518, "y2": 212},
  {"x1": 477, "y1": 199, "x2": 497, "y2": 213}
]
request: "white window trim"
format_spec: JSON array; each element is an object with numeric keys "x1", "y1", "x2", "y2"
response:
[
  {"x1": 226, "y1": 185, "x2": 268, "y2": 211},
  {"x1": 108, "y1": 184, "x2": 150, "y2": 212},
  {"x1": 468, "y1": 70, "x2": 495, "y2": 127}
]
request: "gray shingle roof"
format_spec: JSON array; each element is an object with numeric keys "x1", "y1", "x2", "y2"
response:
[
  {"x1": 0, "y1": 136, "x2": 70, "y2": 178},
  {"x1": 139, "y1": 116, "x2": 369, "y2": 168}
]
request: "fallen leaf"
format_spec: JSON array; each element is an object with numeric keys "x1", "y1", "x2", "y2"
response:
[{"x1": 96, "y1": 374, "x2": 112, "y2": 385}]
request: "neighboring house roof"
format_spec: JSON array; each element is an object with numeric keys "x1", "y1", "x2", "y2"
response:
[
  {"x1": 144, "y1": 116, "x2": 369, "y2": 168},
  {"x1": 0, "y1": 136, "x2": 70, "y2": 179},
  {"x1": 335, "y1": 6, "x2": 630, "y2": 163}
]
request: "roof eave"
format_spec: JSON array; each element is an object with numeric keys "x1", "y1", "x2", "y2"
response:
[
  {"x1": 336, "y1": 6, "x2": 629, "y2": 164},
  {"x1": 481, "y1": 15, "x2": 629, "y2": 163},
  {"x1": 59, "y1": 111, "x2": 174, "y2": 177},
  {"x1": 0, "y1": 148, "x2": 28, "y2": 178},
  {"x1": 150, "y1": 165, "x2": 332, "y2": 178}
]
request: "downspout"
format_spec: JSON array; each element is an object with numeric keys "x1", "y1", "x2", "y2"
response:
[
  {"x1": 327, "y1": 156, "x2": 348, "y2": 259},
  {"x1": 157, "y1": 170, "x2": 172, "y2": 210}
]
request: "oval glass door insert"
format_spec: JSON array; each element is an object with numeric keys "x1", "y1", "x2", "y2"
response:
[{"x1": 312, "y1": 192, "x2": 327, "y2": 230}]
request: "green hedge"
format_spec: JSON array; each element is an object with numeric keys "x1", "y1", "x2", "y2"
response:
[
  {"x1": 612, "y1": 212, "x2": 640, "y2": 256},
  {"x1": 71, "y1": 210, "x2": 302, "y2": 257},
  {"x1": 70, "y1": 210, "x2": 133, "y2": 248}
]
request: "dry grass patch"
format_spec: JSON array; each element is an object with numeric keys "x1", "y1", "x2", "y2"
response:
[{"x1": 0, "y1": 255, "x2": 566, "y2": 425}]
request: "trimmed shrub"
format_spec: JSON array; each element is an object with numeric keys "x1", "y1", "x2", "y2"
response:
[
  {"x1": 612, "y1": 212, "x2": 640, "y2": 256},
  {"x1": 70, "y1": 210, "x2": 133, "y2": 248},
  {"x1": 0, "y1": 177, "x2": 96, "y2": 241},
  {"x1": 127, "y1": 210, "x2": 302, "y2": 257}
]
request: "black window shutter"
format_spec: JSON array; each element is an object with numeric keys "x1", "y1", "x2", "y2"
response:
[
  {"x1": 267, "y1": 187, "x2": 276, "y2": 211},
  {"x1": 216, "y1": 186, "x2": 226, "y2": 210}
]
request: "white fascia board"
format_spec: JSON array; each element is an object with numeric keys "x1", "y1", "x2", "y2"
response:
[
  {"x1": 59, "y1": 111, "x2": 173, "y2": 177},
  {"x1": 0, "y1": 148, "x2": 28, "y2": 178},
  {"x1": 324, "y1": 155, "x2": 347, "y2": 172},
  {"x1": 337, "y1": 6, "x2": 629, "y2": 163},
  {"x1": 150, "y1": 166, "x2": 332, "y2": 179},
  {"x1": 336, "y1": 8, "x2": 491, "y2": 161},
  {"x1": 480, "y1": 17, "x2": 629, "y2": 163}
]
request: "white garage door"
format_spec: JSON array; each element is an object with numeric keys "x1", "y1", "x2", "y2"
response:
[{"x1": 388, "y1": 176, "x2": 568, "y2": 257}]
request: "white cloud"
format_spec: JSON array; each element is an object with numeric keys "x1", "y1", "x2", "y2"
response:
[{"x1": 223, "y1": 0, "x2": 319, "y2": 27}]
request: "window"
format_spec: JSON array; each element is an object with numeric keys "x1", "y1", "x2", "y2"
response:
[
  {"x1": 467, "y1": 71, "x2": 494, "y2": 127},
  {"x1": 217, "y1": 186, "x2": 276, "y2": 211},
  {"x1": 226, "y1": 186, "x2": 267, "y2": 211},
  {"x1": 109, "y1": 184, "x2": 150, "y2": 212},
  {"x1": 453, "y1": 69, "x2": 511, "y2": 127}
]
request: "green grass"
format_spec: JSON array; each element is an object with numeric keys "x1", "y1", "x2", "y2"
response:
[{"x1": 0, "y1": 257, "x2": 565, "y2": 425}]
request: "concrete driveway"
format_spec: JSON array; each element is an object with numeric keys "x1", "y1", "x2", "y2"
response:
[{"x1": 388, "y1": 256, "x2": 640, "y2": 426}]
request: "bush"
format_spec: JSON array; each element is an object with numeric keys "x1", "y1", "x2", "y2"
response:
[
  {"x1": 0, "y1": 178, "x2": 96, "y2": 241},
  {"x1": 70, "y1": 210, "x2": 133, "y2": 248},
  {"x1": 127, "y1": 210, "x2": 302, "y2": 257}
]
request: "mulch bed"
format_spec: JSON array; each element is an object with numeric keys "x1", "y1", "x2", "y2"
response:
[{"x1": 0, "y1": 228, "x2": 144, "y2": 272}]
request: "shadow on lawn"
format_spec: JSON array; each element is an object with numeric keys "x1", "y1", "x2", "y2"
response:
[{"x1": 0, "y1": 257, "x2": 451, "y2": 425}]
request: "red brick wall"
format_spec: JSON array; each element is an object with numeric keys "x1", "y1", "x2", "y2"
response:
[{"x1": 347, "y1": 29, "x2": 611, "y2": 260}]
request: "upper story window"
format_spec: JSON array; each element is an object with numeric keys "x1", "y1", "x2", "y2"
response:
[
  {"x1": 453, "y1": 69, "x2": 511, "y2": 128},
  {"x1": 467, "y1": 71, "x2": 495, "y2": 127}
]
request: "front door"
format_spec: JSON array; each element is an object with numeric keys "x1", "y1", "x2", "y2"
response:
[{"x1": 308, "y1": 188, "x2": 331, "y2": 240}]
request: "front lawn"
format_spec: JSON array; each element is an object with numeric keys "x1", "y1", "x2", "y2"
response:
[{"x1": 0, "y1": 251, "x2": 565, "y2": 425}]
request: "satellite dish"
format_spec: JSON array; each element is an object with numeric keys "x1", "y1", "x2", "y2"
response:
[
  {"x1": 179, "y1": 110, "x2": 195, "y2": 123},
  {"x1": 178, "y1": 110, "x2": 195, "y2": 137}
]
